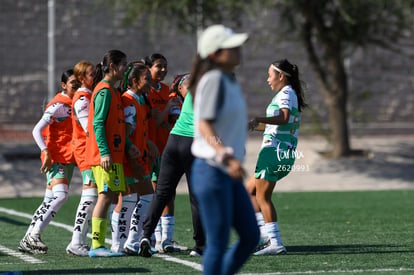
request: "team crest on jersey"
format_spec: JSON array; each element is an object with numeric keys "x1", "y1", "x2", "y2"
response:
[
  {"x1": 281, "y1": 99, "x2": 290, "y2": 105},
  {"x1": 114, "y1": 176, "x2": 120, "y2": 186}
]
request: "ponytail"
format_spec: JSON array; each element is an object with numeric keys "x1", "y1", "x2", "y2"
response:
[
  {"x1": 93, "y1": 49, "x2": 127, "y2": 89},
  {"x1": 272, "y1": 59, "x2": 307, "y2": 112},
  {"x1": 93, "y1": 63, "x2": 104, "y2": 89},
  {"x1": 123, "y1": 63, "x2": 148, "y2": 91}
]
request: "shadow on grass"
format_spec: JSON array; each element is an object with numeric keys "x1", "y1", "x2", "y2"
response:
[
  {"x1": 287, "y1": 244, "x2": 413, "y2": 255},
  {"x1": 0, "y1": 216, "x2": 27, "y2": 226},
  {"x1": 22, "y1": 267, "x2": 150, "y2": 274}
]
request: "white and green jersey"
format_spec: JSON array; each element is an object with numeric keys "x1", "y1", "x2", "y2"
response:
[{"x1": 262, "y1": 85, "x2": 300, "y2": 151}]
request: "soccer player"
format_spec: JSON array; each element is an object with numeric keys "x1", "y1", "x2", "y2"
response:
[
  {"x1": 188, "y1": 24, "x2": 260, "y2": 274},
  {"x1": 120, "y1": 63, "x2": 156, "y2": 254},
  {"x1": 66, "y1": 60, "x2": 98, "y2": 256},
  {"x1": 246, "y1": 59, "x2": 307, "y2": 255},
  {"x1": 86, "y1": 50, "x2": 140, "y2": 257},
  {"x1": 18, "y1": 69, "x2": 78, "y2": 254},
  {"x1": 143, "y1": 53, "x2": 182, "y2": 252}
]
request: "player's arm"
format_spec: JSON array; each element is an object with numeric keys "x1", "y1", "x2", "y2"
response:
[
  {"x1": 154, "y1": 97, "x2": 180, "y2": 128},
  {"x1": 248, "y1": 92, "x2": 292, "y2": 129},
  {"x1": 124, "y1": 104, "x2": 136, "y2": 136},
  {"x1": 251, "y1": 108, "x2": 290, "y2": 126},
  {"x1": 122, "y1": 102, "x2": 140, "y2": 160},
  {"x1": 73, "y1": 96, "x2": 90, "y2": 133},
  {"x1": 32, "y1": 102, "x2": 65, "y2": 173},
  {"x1": 92, "y1": 89, "x2": 111, "y2": 170},
  {"x1": 198, "y1": 119, "x2": 245, "y2": 180}
]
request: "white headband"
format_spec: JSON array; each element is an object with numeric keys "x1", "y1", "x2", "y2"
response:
[{"x1": 271, "y1": 64, "x2": 291, "y2": 77}]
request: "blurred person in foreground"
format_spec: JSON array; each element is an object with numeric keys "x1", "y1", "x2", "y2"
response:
[{"x1": 188, "y1": 24, "x2": 259, "y2": 275}]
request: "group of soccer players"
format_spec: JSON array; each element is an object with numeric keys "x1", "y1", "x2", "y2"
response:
[
  {"x1": 16, "y1": 27, "x2": 306, "y2": 268},
  {"x1": 18, "y1": 50, "x2": 190, "y2": 257}
]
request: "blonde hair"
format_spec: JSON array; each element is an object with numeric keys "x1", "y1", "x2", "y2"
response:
[{"x1": 74, "y1": 60, "x2": 94, "y2": 80}]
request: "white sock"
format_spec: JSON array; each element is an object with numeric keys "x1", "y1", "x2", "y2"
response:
[
  {"x1": 266, "y1": 222, "x2": 283, "y2": 246},
  {"x1": 125, "y1": 194, "x2": 153, "y2": 246},
  {"x1": 155, "y1": 220, "x2": 162, "y2": 245},
  {"x1": 111, "y1": 208, "x2": 120, "y2": 250},
  {"x1": 118, "y1": 193, "x2": 137, "y2": 248},
  {"x1": 109, "y1": 203, "x2": 116, "y2": 220},
  {"x1": 71, "y1": 188, "x2": 97, "y2": 246},
  {"x1": 255, "y1": 212, "x2": 266, "y2": 239},
  {"x1": 32, "y1": 184, "x2": 68, "y2": 236},
  {"x1": 161, "y1": 215, "x2": 175, "y2": 242},
  {"x1": 255, "y1": 212, "x2": 265, "y2": 226},
  {"x1": 25, "y1": 189, "x2": 54, "y2": 236}
]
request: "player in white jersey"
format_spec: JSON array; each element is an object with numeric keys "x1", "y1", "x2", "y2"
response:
[
  {"x1": 247, "y1": 59, "x2": 307, "y2": 255},
  {"x1": 19, "y1": 69, "x2": 78, "y2": 254},
  {"x1": 66, "y1": 61, "x2": 98, "y2": 256}
]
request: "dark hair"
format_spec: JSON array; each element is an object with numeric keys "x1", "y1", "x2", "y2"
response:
[
  {"x1": 123, "y1": 62, "x2": 149, "y2": 91},
  {"x1": 93, "y1": 49, "x2": 127, "y2": 88},
  {"x1": 170, "y1": 73, "x2": 189, "y2": 98},
  {"x1": 56, "y1": 69, "x2": 75, "y2": 94},
  {"x1": 188, "y1": 55, "x2": 218, "y2": 101},
  {"x1": 142, "y1": 53, "x2": 167, "y2": 67},
  {"x1": 61, "y1": 69, "x2": 74, "y2": 84},
  {"x1": 272, "y1": 59, "x2": 307, "y2": 112}
]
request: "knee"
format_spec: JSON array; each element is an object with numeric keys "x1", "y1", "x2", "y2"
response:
[
  {"x1": 53, "y1": 191, "x2": 68, "y2": 207},
  {"x1": 256, "y1": 192, "x2": 272, "y2": 205},
  {"x1": 49, "y1": 184, "x2": 69, "y2": 214},
  {"x1": 52, "y1": 184, "x2": 69, "y2": 203},
  {"x1": 155, "y1": 190, "x2": 173, "y2": 203}
]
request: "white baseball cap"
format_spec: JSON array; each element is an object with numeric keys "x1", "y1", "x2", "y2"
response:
[{"x1": 197, "y1": 24, "x2": 249, "y2": 59}]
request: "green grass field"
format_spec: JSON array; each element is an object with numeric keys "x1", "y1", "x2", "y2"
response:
[{"x1": 1, "y1": 190, "x2": 413, "y2": 275}]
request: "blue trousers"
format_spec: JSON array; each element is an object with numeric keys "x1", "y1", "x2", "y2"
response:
[{"x1": 191, "y1": 158, "x2": 260, "y2": 275}]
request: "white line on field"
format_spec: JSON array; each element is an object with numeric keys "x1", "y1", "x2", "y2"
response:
[
  {"x1": 240, "y1": 267, "x2": 414, "y2": 274},
  {"x1": 155, "y1": 254, "x2": 203, "y2": 271},
  {"x1": 1, "y1": 207, "x2": 412, "y2": 274},
  {"x1": 0, "y1": 206, "x2": 202, "y2": 271},
  {"x1": 2, "y1": 207, "x2": 413, "y2": 274},
  {"x1": 0, "y1": 244, "x2": 44, "y2": 264}
]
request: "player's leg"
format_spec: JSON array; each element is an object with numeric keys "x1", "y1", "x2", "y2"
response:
[{"x1": 67, "y1": 169, "x2": 97, "y2": 256}]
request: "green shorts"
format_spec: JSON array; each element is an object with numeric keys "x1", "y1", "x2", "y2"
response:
[
  {"x1": 151, "y1": 156, "x2": 161, "y2": 182},
  {"x1": 81, "y1": 169, "x2": 96, "y2": 186},
  {"x1": 46, "y1": 163, "x2": 75, "y2": 186},
  {"x1": 92, "y1": 163, "x2": 125, "y2": 193},
  {"x1": 254, "y1": 146, "x2": 295, "y2": 182}
]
